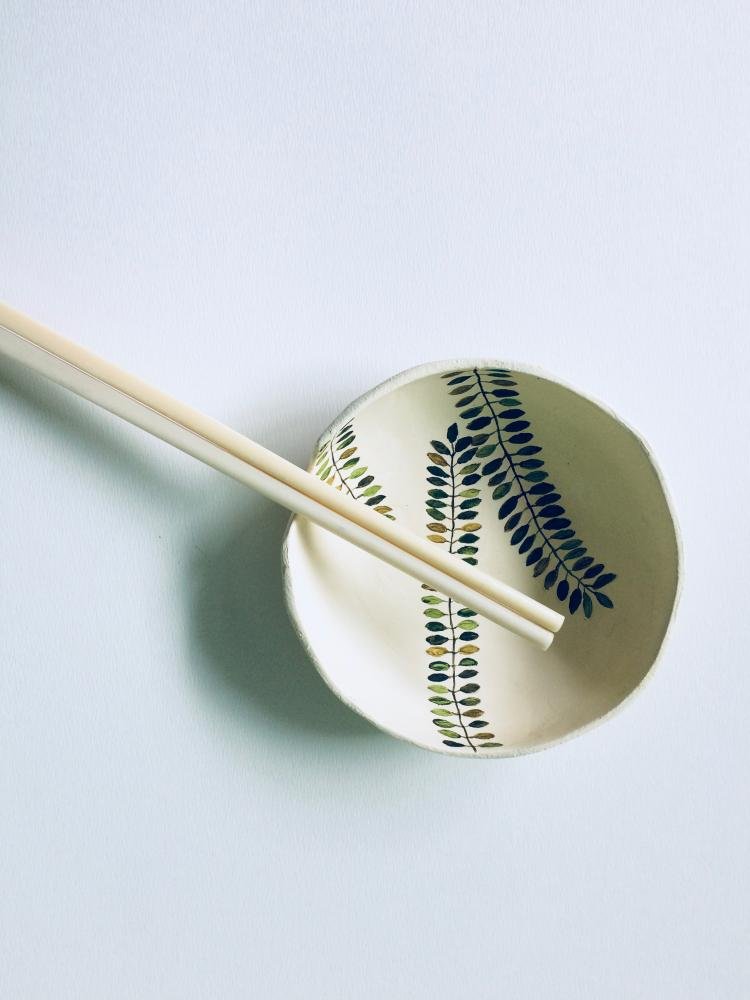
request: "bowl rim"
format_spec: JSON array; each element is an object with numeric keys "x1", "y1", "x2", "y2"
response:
[{"x1": 281, "y1": 357, "x2": 684, "y2": 759}]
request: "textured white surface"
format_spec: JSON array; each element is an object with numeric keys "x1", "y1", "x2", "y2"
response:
[{"x1": 1, "y1": 4, "x2": 748, "y2": 998}]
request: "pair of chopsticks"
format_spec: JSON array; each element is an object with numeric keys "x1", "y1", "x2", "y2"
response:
[{"x1": 0, "y1": 302, "x2": 564, "y2": 649}]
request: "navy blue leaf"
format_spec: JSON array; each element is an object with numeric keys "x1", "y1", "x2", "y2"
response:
[
  {"x1": 594, "y1": 591, "x2": 614, "y2": 608},
  {"x1": 533, "y1": 555, "x2": 550, "y2": 577},
  {"x1": 544, "y1": 568, "x2": 559, "y2": 590},
  {"x1": 457, "y1": 448, "x2": 477, "y2": 463},
  {"x1": 483, "y1": 457, "x2": 504, "y2": 475},
  {"x1": 539, "y1": 505, "x2": 565, "y2": 518},
  {"x1": 504, "y1": 420, "x2": 530, "y2": 432},
  {"x1": 529, "y1": 482, "x2": 555, "y2": 495},
  {"x1": 526, "y1": 547, "x2": 544, "y2": 566},
  {"x1": 431, "y1": 440, "x2": 449, "y2": 455},
  {"x1": 569, "y1": 589, "x2": 582, "y2": 615},
  {"x1": 499, "y1": 495, "x2": 520, "y2": 518},
  {"x1": 511, "y1": 524, "x2": 529, "y2": 546},
  {"x1": 504, "y1": 511, "x2": 522, "y2": 531},
  {"x1": 498, "y1": 408, "x2": 525, "y2": 420},
  {"x1": 543, "y1": 517, "x2": 571, "y2": 530},
  {"x1": 443, "y1": 740, "x2": 464, "y2": 748},
  {"x1": 557, "y1": 579, "x2": 570, "y2": 601},
  {"x1": 428, "y1": 673, "x2": 449, "y2": 682},
  {"x1": 459, "y1": 631, "x2": 479, "y2": 641},
  {"x1": 593, "y1": 573, "x2": 616, "y2": 589},
  {"x1": 467, "y1": 416, "x2": 492, "y2": 430},
  {"x1": 455, "y1": 436, "x2": 472, "y2": 452},
  {"x1": 488, "y1": 470, "x2": 508, "y2": 486},
  {"x1": 573, "y1": 556, "x2": 594, "y2": 571},
  {"x1": 509, "y1": 433, "x2": 533, "y2": 443},
  {"x1": 584, "y1": 563, "x2": 604, "y2": 580},
  {"x1": 518, "y1": 534, "x2": 535, "y2": 555},
  {"x1": 516, "y1": 445, "x2": 542, "y2": 456},
  {"x1": 461, "y1": 473, "x2": 481, "y2": 485}
]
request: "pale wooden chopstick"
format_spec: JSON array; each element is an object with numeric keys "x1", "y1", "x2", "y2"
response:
[{"x1": 0, "y1": 303, "x2": 564, "y2": 648}]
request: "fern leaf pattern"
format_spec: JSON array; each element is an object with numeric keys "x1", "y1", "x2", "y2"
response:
[
  {"x1": 313, "y1": 420, "x2": 395, "y2": 518},
  {"x1": 422, "y1": 422, "x2": 503, "y2": 752},
  {"x1": 441, "y1": 368, "x2": 616, "y2": 617}
]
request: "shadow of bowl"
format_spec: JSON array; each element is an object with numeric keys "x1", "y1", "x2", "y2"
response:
[{"x1": 184, "y1": 498, "x2": 382, "y2": 741}]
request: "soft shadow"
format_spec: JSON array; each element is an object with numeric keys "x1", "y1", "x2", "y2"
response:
[
  {"x1": 185, "y1": 498, "x2": 379, "y2": 739},
  {"x1": 3, "y1": 354, "x2": 385, "y2": 743}
]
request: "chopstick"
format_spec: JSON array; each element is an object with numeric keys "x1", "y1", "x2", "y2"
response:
[{"x1": 0, "y1": 302, "x2": 564, "y2": 649}]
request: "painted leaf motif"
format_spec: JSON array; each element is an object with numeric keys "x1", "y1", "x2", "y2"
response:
[
  {"x1": 441, "y1": 368, "x2": 617, "y2": 616},
  {"x1": 419, "y1": 424, "x2": 503, "y2": 754}
]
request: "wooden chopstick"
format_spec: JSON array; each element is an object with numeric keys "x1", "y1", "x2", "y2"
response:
[{"x1": 0, "y1": 302, "x2": 564, "y2": 649}]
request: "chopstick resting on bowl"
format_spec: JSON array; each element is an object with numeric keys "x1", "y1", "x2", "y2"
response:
[{"x1": 0, "y1": 302, "x2": 564, "y2": 649}]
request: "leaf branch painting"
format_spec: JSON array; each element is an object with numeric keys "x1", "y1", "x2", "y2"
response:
[
  {"x1": 442, "y1": 368, "x2": 616, "y2": 618},
  {"x1": 313, "y1": 420, "x2": 395, "y2": 518},
  {"x1": 422, "y1": 423, "x2": 503, "y2": 752}
]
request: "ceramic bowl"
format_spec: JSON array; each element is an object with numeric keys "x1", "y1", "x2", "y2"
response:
[{"x1": 282, "y1": 360, "x2": 681, "y2": 757}]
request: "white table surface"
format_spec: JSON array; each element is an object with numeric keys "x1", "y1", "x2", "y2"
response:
[{"x1": 2, "y1": 4, "x2": 748, "y2": 998}]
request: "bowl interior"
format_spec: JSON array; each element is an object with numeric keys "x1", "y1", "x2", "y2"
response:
[{"x1": 284, "y1": 362, "x2": 680, "y2": 756}]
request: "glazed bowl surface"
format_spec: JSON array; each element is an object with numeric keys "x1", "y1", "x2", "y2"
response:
[{"x1": 283, "y1": 360, "x2": 681, "y2": 757}]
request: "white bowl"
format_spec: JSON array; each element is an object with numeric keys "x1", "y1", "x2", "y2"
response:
[{"x1": 283, "y1": 360, "x2": 681, "y2": 757}]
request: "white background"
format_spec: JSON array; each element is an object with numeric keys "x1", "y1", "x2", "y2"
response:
[{"x1": 1, "y1": 4, "x2": 748, "y2": 998}]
